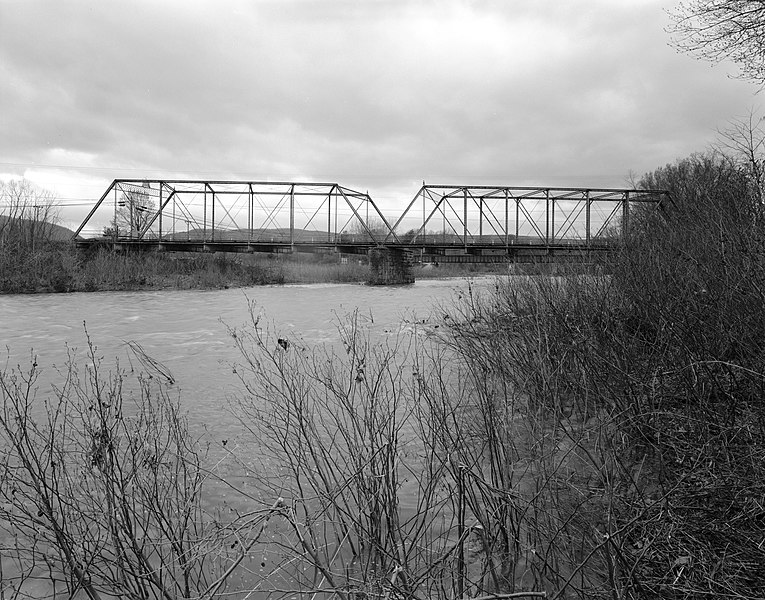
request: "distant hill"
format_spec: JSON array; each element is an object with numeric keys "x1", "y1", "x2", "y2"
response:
[
  {"x1": 0, "y1": 215, "x2": 78, "y2": 242},
  {"x1": 165, "y1": 227, "x2": 338, "y2": 242}
]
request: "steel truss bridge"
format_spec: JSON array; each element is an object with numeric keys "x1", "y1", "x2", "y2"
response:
[{"x1": 73, "y1": 180, "x2": 669, "y2": 262}]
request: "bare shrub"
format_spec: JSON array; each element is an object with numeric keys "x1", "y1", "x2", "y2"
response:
[
  {"x1": 228, "y1": 306, "x2": 458, "y2": 600},
  {"x1": 609, "y1": 153, "x2": 765, "y2": 598},
  {"x1": 424, "y1": 277, "x2": 650, "y2": 599},
  {"x1": 429, "y1": 151, "x2": 765, "y2": 596},
  {"x1": 415, "y1": 150, "x2": 765, "y2": 599},
  {"x1": 228, "y1": 304, "x2": 554, "y2": 600},
  {"x1": 0, "y1": 333, "x2": 271, "y2": 599}
]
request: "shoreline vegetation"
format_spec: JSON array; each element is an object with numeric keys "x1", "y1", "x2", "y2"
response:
[
  {"x1": 0, "y1": 242, "x2": 516, "y2": 294},
  {"x1": 2, "y1": 149, "x2": 765, "y2": 598},
  {"x1": 0, "y1": 179, "x2": 574, "y2": 294}
]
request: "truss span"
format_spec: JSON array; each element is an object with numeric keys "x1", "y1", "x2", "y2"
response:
[
  {"x1": 73, "y1": 180, "x2": 399, "y2": 245},
  {"x1": 73, "y1": 180, "x2": 669, "y2": 258},
  {"x1": 387, "y1": 184, "x2": 669, "y2": 249}
]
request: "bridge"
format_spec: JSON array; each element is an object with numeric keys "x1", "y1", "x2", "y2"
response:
[{"x1": 72, "y1": 179, "x2": 669, "y2": 281}]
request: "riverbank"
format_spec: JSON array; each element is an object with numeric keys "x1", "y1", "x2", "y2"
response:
[{"x1": 0, "y1": 244, "x2": 514, "y2": 293}]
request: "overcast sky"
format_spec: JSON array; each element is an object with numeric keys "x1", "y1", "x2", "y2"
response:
[{"x1": 1, "y1": 0, "x2": 762, "y2": 228}]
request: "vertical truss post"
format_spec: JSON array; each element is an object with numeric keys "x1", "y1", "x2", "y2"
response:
[
  {"x1": 504, "y1": 190, "x2": 509, "y2": 248},
  {"x1": 290, "y1": 184, "x2": 295, "y2": 248},
  {"x1": 113, "y1": 186, "x2": 118, "y2": 240},
  {"x1": 545, "y1": 189, "x2": 550, "y2": 245},
  {"x1": 623, "y1": 191, "x2": 630, "y2": 236},
  {"x1": 551, "y1": 194, "x2": 555, "y2": 243},
  {"x1": 585, "y1": 190, "x2": 591, "y2": 247},
  {"x1": 203, "y1": 186, "x2": 208, "y2": 242},
  {"x1": 158, "y1": 184, "x2": 163, "y2": 243},
  {"x1": 442, "y1": 193, "x2": 446, "y2": 244},
  {"x1": 515, "y1": 197, "x2": 519, "y2": 242},
  {"x1": 211, "y1": 186, "x2": 216, "y2": 242},
  {"x1": 479, "y1": 196, "x2": 484, "y2": 239},
  {"x1": 327, "y1": 187, "x2": 333, "y2": 243},
  {"x1": 423, "y1": 188, "x2": 426, "y2": 239},
  {"x1": 463, "y1": 188, "x2": 468, "y2": 249},
  {"x1": 248, "y1": 183, "x2": 253, "y2": 243},
  {"x1": 332, "y1": 190, "x2": 336, "y2": 243},
  {"x1": 172, "y1": 193, "x2": 176, "y2": 239}
]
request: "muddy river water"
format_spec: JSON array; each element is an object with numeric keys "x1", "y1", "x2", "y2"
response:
[
  {"x1": 1, "y1": 278, "x2": 490, "y2": 436},
  {"x1": 0, "y1": 277, "x2": 499, "y2": 597}
]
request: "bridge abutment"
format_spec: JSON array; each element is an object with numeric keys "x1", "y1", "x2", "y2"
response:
[{"x1": 367, "y1": 247, "x2": 415, "y2": 285}]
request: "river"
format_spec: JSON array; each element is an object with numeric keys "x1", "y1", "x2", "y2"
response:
[
  {"x1": 0, "y1": 277, "x2": 496, "y2": 598},
  {"x1": 1, "y1": 276, "x2": 496, "y2": 495},
  {"x1": 1, "y1": 278, "x2": 487, "y2": 430}
]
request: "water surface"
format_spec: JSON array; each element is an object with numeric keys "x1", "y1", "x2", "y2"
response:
[{"x1": 1, "y1": 278, "x2": 490, "y2": 433}]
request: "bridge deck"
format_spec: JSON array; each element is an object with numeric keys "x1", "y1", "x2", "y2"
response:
[{"x1": 76, "y1": 237, "x2": 615, "y2": 263}]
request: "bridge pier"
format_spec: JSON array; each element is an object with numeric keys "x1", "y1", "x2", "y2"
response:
[{"x1": 367, "y1": 247, "x2": 415, "y2": 285}]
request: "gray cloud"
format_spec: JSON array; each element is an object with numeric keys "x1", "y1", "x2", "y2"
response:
[{"x1": 0, "y1": 0, "x2": 761, "y2": 220}]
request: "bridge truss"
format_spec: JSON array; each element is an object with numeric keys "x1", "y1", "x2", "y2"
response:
[
  {"x1": 72, "y1": 180, "x2": 670, "y2": 259},
  {"x1": 387, "y1": 184, "x2": 670, "y2": 249},
  {"x1": 72, "y1": 179, "x2": 398, "y2": 246}
]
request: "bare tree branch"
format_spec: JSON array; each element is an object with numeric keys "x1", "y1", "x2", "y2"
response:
[
  {"x1": 667, "y1": 0, "x2": 765, "y2": 85},
  {"x1": 715, "y1": 108, "x2": 765, "y2": 202}
]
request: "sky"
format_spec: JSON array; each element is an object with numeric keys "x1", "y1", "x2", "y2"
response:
[{"x1": 1, "y1": 0, "x2": 763, "y2": 230}]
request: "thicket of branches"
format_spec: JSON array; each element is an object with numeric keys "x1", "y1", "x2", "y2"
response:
[
  {"x1": 668, "y1": 0, "x2": 765, "y2": 85},
  {"x1": 224, "y1": 134, "x2": 762, "y2": 600},
  {"x1": 0, "y1": 179, "x2": 60, "y2": 251},
  {"x1": 219, "y1": 132, "x2": 765, "y2": 598},
  {"x1": 0, "y1": 179, "x2": 69, "y2": 291}
]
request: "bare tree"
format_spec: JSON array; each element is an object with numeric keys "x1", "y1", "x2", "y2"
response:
[
  {"x1": 716, "y1": 109, "x2": 765, "y2": 203},
  {"x1": 667, "y1": 1, "x2": 765, "y2": 85},
  {"x1": 0, "y1": 179, "x2": 60, "y2": 252},
  {"x1": 345, "y1": 216, "x2": 387, "y2": 238},
  {"x1": 110, "y1": 183, "x2": 157, "y2": 238}
]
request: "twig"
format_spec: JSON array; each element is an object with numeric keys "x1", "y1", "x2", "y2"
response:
[
  {"x1": 459, "y1": 593, "x2": 547, "y2": 600},
  {"x1": 199, "y1": 497, "x2": 284, "y2": 600},
  {"x1": 125, "y1": 340, "x2": 175, "y2": 384}
]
